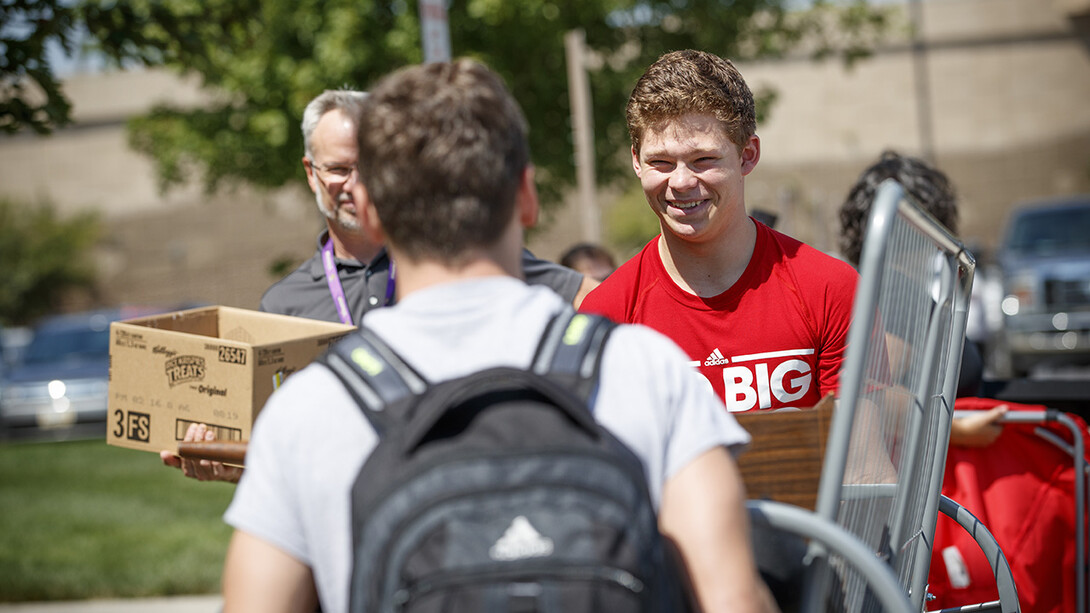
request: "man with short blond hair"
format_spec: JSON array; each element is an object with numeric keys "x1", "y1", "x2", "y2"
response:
[{"x1": 581, "y1": 49, "x2": 858, "y2": 413}]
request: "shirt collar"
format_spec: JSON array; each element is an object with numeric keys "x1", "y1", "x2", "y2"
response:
[{"x1": 307, "y1": 229, "x2": 390, "y2": 279}]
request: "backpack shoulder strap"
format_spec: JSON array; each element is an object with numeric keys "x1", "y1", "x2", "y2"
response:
[
  {"x1": 531, "y1": 309, "x2": 617, "y2": 404},
  {"x1": 318, "y1": 326, "x2": 427, "y2": 435}
]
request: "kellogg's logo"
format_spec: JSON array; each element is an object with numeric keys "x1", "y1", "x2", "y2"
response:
[{"x1": 165, "y1": 355, "x2": 206, "y2": 387}]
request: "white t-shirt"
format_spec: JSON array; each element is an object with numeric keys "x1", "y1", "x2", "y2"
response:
[{"x1": 225, "y1": 276, "x2": 749, "y2": 613}]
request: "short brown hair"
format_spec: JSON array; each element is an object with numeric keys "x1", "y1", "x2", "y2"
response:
[
  {"x1": 357, "y1": 59, "x2": 530, "y2": 262},
  {"x1": 626, "y1": 49, "x2": 756, "y2": 155}
]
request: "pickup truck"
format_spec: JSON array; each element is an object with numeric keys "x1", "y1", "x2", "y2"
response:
[{"x1": 994, "y1": 195, "x2": 1090, "y2": 377}]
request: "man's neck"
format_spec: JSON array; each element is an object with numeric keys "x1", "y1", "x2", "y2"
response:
[
  {"x1": 657, "y1": 217, "x2": 757, "y2": 298},
  {"x1": 391, "y1": 257, "x2": 509, "y2": 300},
  {"x1": 390, "y1": 227, "x2": 524, "y2": 301},
  {"x1": 326, "y1": 223, "x2": 381, "y2": 263}
]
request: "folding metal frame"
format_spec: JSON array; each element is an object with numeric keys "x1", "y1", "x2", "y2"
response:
[{"x1": 751, "y1": 179, "x2": 1020, "y2": 612}]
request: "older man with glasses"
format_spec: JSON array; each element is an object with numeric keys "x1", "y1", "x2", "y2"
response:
[
  {"x1": 163, "y1": 89, "x2": 595, "y2": 483},
  {"x1": 259, "y1": 90, "x2": 397, "y2": 323},
  {"x1": 259, "y1": 89, "x2": 594, "y2": 325}
]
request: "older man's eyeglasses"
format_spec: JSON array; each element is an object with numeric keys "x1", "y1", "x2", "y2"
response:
[{"x1": 310, "y1": 161, "x2": 359, "y2": 186}]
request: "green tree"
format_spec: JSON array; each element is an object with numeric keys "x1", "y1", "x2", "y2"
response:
[
  {"x1": 1, "y1": 0, "x2": 78, "y2": 134},
  {"x1": 78, "y1": 0, "x2": 892, "y2": 202},
  {"x1": 0, "y1": 199, "x2": 101, "y2": 326}
]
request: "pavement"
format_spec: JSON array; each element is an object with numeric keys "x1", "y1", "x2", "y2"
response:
[{"x1": 0, "y1": 596, "x2": 222, "y2": 613}]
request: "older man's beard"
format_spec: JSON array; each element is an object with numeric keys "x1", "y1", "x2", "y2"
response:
[{"x1": 315, "y1": 190, "x2": 361, "y2": 233}]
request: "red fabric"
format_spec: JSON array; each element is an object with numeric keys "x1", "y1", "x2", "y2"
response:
[
  {"x1": 929, "y1": 397, "x2": 1089, "y2": 613},
  {"x1": 579, "y1": 221, "x2": 857, "y2": 412}
]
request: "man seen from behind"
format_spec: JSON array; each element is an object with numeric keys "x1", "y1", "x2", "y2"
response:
[{"x1": 221, "y1": 59, "x2": 776, "y2": 613}]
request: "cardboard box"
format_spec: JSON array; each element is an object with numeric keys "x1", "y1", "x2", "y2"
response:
[
  {"x1": 107, "y1": 306, "x2": 354, "y2": 453},
  {"x1": 733, "y1": 394, "x2": 835, "y2": 511}
]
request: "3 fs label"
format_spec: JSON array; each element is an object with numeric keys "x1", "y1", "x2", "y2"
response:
[{"x1": 112, "y1": 409, "x2": 151, "y2": 442}]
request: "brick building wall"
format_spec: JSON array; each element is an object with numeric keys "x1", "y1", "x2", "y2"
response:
[{"x1": 537, "y1": 0, "x2": 1090, "y2": 261}]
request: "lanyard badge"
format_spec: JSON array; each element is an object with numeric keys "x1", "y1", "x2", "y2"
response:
[{"x1": 322, "y1": 239, "x2": 396, "y2": 325}]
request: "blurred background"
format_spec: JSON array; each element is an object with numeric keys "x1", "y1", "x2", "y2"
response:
[{"x1": 2, "y1": 0, "x2": 1090, "y2": 439}]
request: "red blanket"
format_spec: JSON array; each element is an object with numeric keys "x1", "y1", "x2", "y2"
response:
[{"x1": 928, "y1": 398, "x2": 1088, "y2": 613}]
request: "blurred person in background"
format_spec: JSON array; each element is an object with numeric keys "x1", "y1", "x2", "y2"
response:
[
  {"x1": 559, "y1": 242, "x2": 616, "y2": 282},
  {"x1": 838, "y1": 149, "x2": 1006, "y2": 447},
  {"x1": 841, "y1": 151, "x2": 1084, "y2": 613},
  {"x1": 749, "y1": 208, "x2": 778, "y2": 229}
]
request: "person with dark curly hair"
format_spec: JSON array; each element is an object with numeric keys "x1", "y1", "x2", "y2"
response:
[
  {"x1": 839, "y1": 150, "x2": 958, "y2": 268},
  {"x1": 837, "y1": 150, "x2": 1006, "y2": 447}
]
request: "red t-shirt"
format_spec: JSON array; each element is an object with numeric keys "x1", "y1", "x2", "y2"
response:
[{"x1": 580, "y1": 220, "x2": 857, "y2": 411}]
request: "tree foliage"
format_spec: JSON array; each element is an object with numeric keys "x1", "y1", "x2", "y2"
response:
[
  {"x1": 76, "y1": 0, "x2": 892, "y2": 203},
  {"x1": 0, "y1": 198, "x2": 101, "y2": 326},
  {"x1": 1, "y1": 0, "x2": 78, "y2": 134}
]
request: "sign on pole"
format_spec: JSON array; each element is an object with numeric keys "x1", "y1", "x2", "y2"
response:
[{"x1": 419, "y1": 0, "x2": 451, "y2": 63}]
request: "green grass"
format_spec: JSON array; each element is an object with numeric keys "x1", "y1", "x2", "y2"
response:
[{"x1": 0, "y1": 438, "x2": 236, "y2": 602}]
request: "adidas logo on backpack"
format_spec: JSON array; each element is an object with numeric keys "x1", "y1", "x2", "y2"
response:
[
  {"x1": 320, "y1": 310, "x2": 685, "y2": 613},
  {"x1": 489, "y1": 516, "x2": 554, "y2": 561}
]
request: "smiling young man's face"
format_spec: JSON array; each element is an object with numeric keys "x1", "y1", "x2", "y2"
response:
[{"x1": 633, "y1": 112, "x2": 759, "y2": 245}]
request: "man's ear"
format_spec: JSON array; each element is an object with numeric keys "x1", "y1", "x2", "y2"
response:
[
  {"x1": 517, "y1": 165, "x2": 540, "y2": 228},
  {"x1": 357, "y1": 185, "x2": 386, "y2": 245},
  {"x1": 740, "y1": 135, "x2": 761, "y2": 176},
  {"x1": 303, "y1": 157, "x2": 320, "y2": 194},
  {"x1": 631, "y1": 147, "x2": 642, "y2": 178}
]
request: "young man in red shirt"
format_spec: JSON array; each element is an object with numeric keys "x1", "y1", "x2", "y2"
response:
[{"x1": 580, "y1": 49, "x2": 858, "y2": 412}]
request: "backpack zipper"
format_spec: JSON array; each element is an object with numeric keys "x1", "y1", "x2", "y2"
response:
[
  {"x1": 358, "y1": 444, "x2": 650, "y2": 522},
  {"x1": 391, "y1": 565, "x2": 646, "y2": 610}
]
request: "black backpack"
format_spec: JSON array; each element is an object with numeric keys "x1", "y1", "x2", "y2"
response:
[{"x1": 318, "y1": 310, "x2": 685, "y2": 613}]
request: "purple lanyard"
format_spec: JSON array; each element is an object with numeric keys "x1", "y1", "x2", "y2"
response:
[{"x1": 322, "y1": 239, "x2": 396, "y2": 325}]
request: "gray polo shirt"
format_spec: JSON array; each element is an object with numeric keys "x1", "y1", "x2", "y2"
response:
[{"x1": 259, "y1": 232, "x2": 583, "y2": 323}]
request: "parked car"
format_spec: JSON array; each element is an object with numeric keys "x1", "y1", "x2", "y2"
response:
[
  {"x1": 0, "y1": 306, "x2": 172, "y2": 434},
  {"x1": 993, "y1": 195, "x2": 1090, "y2": 377},
  {"x1": 0, "y1": 325, "x2": 32, "y2": 374}
]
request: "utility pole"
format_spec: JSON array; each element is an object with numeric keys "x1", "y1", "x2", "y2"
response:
[
  {"x1": 564, "y1": 29, "x2": 600, "y2": 244},
  {"x1": 909, "y1": 0, "x2": 936, "y2": 162}
]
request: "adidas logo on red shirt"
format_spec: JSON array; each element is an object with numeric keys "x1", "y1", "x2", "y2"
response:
[{"x1": 704, "y1": 348, "x2": 729, "y2": 366}]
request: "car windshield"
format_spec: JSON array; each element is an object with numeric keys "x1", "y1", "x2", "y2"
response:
[
  {"x1": 1005, "y1": 205, "x2": 1090, "y2": 256},
  {"x1": 22, "y1": 326, "x2": 110, "y2": 365}
]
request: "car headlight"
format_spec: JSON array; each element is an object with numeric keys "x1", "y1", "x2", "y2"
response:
[
  {"x1": 1002, "y1": 273, "x2": 1038, "y2": 316},
  {"x1": 48, "y1": 380, "x2": 66, "y2": 400}
]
